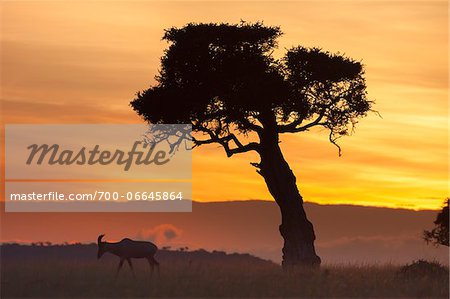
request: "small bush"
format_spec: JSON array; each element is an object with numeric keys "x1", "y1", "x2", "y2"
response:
[{"x1": 400, "y1": 259, "x2": 448, "y2": 278}]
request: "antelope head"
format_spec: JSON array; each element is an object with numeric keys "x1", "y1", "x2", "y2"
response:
[{"x1": 97, "y1": 234, "x2": 106, "y2": 259}]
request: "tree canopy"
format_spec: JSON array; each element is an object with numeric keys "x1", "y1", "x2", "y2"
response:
[{"x1": 131, "y1": 22, "x2": 373, "y2": 156}]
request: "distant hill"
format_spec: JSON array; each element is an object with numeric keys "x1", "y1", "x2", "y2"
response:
[
  {"x1": 1, "y1": 201, "x2": 447, "y2": 265},
  {"x1": 0, "y1": 243, "x2": 276, "y2": 269}
]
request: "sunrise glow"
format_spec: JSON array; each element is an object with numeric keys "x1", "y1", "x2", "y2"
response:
[{"x1": 1, "y1": 1, "x2": 448, "y2": 210}]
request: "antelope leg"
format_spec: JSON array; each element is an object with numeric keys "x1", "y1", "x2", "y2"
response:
[
  {"x1": 151, "y1": 256, "x2": 160, "y2": 277},
  {"x1": 147, "y1": 257, "x2": 154, "y2": 276},
  {"x1": 126, "y1": 258, "x2": 136, "y2": 278},
  {"x1": 115, "y1": 258, "x2": 125, "y2": 279}
]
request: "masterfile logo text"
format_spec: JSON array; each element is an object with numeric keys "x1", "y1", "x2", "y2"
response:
[{"x1": 5, "y1": 124, "x2": 192, "y2": 212}]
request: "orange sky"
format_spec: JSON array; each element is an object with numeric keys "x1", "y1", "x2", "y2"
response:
[{"x1": 1, "y1": 1, "x2": 448, "y2": 210}]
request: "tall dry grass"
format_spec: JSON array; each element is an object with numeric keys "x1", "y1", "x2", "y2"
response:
[{"x1": 1, "y1": 244, "x2": 448, "y2": 298}]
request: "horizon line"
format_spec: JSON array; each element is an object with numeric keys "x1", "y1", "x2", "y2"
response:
[{"x1": 0, "y1": 198, "x2": 441, "y2": 211}]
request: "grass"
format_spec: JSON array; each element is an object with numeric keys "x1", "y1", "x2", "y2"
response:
[{"x1": 1, "y1": 244, "x2": 449, "y2": 298}]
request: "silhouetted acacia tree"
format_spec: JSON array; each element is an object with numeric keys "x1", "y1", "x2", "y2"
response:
[
  {"x1": 131, "y1": 22, "x2": 373, "y2": 267},
  {"x1": 424, "y1": 199, "x2": 449, "y2": 247}
]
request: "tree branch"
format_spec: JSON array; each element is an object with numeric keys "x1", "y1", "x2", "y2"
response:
[
  {"x1": 278, "y1": 110, "x2": 326, "y2": 133},
  {"x1": 192, "y1": 125, "x2": 260, "y2": 157},
  {"x1": 328, "y1": 130, "x2": 342, "y2": 157},
  {"x1": 240, "y1": 117, "x2": 263, "y2": 133},
  {"x1": 277, "y1": 116, "x2": 304, "y2": 133},
  {"x1": 144, "y1": 124, "x2": 192, "y2": 155}
]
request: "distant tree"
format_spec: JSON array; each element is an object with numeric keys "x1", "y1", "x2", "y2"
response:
[
  {"x1": 131, "y1": 22, "x2": 373, "y2": 267},
  {"x1": 424, "y1": 199, "x2": 449, "y2": 247}
]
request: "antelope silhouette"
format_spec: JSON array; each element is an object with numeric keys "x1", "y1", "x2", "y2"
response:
[{"x1": 97, "y1": 234, "x2": 159, "y2": 278}]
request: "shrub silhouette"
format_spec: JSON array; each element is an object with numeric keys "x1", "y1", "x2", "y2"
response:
[
  {"x1": 424, "y1": 198, "x2": 449, "y2": 247},
  {"x1": 400, "y1": 259, "x2": 448, "y2": 278}
]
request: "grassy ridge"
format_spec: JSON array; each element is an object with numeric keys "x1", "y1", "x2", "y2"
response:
[{"x1": 1, "y1": 244, "x2": 448, "y2": 298}]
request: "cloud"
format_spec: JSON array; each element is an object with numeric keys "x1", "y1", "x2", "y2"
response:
[{"x1": 136, "y1": 224, "x2": 182, "y2": 245}]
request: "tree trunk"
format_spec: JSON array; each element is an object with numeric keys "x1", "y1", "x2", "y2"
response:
[{"x1": 258, "y1": 131, "x2": 321, "y2": 268}]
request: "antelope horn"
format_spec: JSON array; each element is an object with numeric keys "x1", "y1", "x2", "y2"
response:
[{"x1": 97, "y1": 234, "x2": 105, "y2": 245}]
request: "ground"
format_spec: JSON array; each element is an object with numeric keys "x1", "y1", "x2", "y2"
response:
[{"x1": 1, "y1": 244, "x2": 448, "y2": 298}]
